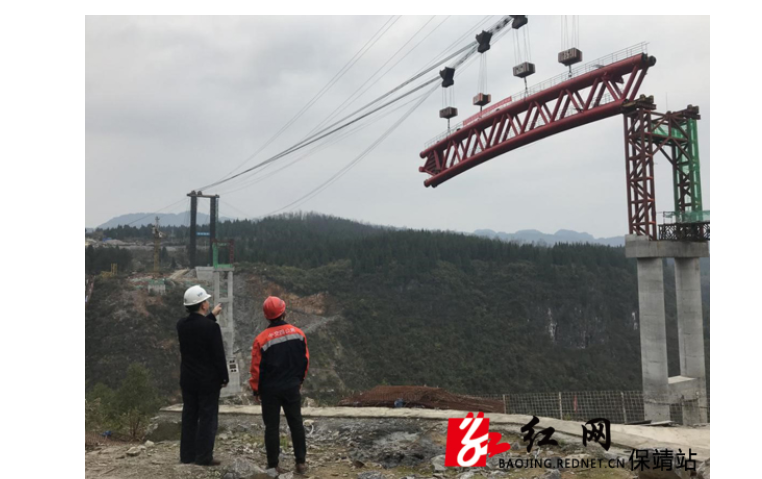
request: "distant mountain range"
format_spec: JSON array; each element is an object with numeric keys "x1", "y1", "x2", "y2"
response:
[
  {"x1": 95, "y1": 212, "x2": 622, "y2": 246},
  {"x1": 472, "y1": 228, "x2": 624, "y2": 247},
  {"x1": 96, "y1": 212, "x2": 231, "y2": 229}
]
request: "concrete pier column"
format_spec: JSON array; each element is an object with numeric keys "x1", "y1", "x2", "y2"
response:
[
  {"x1": 636, "y1": 257, "x2": 671, "y2": 422},
  {"x1": 626, "y1": 234, "x2": 709, "y2": 424},
  {"x1": 675, "y1": 257, "x2": 708, "y2": 423}
]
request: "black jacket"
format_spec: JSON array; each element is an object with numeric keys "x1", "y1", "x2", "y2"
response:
[{"x1": 177, "y1": 312, "x2": 229, "y2": 392}]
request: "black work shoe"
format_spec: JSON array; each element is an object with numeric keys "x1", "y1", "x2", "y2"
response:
[
  {"x1": 197, "y1": 459, "x2": 222, "y2": 466},
  {"x1": 295, "y1": 462, "x2": 308, "y2": 475},
  {"x1": 266, "y1": 465, "x2": 286, "y2": 475}
]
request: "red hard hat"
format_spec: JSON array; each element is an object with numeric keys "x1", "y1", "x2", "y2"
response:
[{"x1": 263, "y1": 296, "x2": 286, "y2": 320}]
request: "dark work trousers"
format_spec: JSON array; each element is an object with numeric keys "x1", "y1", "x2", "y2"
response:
[
  {"x1": 260, "y1": 388, "x2": 307, "y2": 468},
  {"x1": 180, "y1": 388, "x2": 221, "y2": 465}
]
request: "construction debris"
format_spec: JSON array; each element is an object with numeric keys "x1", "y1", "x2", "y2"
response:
[{"x1": 338, "y1": 386, "x2": 504, "y2": 413}]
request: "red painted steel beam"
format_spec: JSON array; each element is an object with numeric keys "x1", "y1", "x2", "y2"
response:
[{"x1": 419, "y1": 53, "x2": 656, "y2": 188}]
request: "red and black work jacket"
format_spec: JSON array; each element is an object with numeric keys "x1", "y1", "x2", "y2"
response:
[{"x1": 249, "y1": 319, "x2": 309, "y2": 396}]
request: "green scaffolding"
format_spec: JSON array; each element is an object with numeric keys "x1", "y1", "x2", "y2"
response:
[
  {"x1": 212, "y1": 243, "x2": 233, "y2": 269},
  {"x1": 676, "y1": 119, "x2": 704, "y2": 217},
  {"x1": 653, "y1": 118, "x2": 708, "y2": 224}
]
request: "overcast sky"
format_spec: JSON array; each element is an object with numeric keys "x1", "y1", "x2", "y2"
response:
[{"x1": 85, "y1": 15, "x2": 709, "y2": 236}]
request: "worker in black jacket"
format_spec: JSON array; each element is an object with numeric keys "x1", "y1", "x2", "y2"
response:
[{"x1": 177, "y1": 285, "x2": 228, "y2": 466}]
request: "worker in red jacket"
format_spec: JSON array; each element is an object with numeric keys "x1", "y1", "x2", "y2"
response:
[{"x1": 250, "y1": 296, "x2": 309, "y2": 474}]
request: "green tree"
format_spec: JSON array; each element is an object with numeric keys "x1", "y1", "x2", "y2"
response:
[
  {"x1": 85, "y1": 383, "x2": 117, "y2": 433},
  {"x1": 115, "y1": 364, "x2": 160, "y2": 440}
]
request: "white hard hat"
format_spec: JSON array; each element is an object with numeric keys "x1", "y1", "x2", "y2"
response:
[{"x1": 184, "y1": 285, "x2": 211, "y2": 307}]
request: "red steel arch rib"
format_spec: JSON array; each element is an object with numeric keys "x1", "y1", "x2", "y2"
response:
[{"x1": 418, "y1": 52, "x2": 656, "y2": 187}]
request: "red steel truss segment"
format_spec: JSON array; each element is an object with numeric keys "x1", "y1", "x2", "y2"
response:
[{"x1": 419, "y1": 53, "x2": 656, "y2": 187}]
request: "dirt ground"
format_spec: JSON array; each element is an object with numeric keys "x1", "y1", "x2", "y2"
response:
[{"x1": 85, "y1": 417, "x2": 637, "y2": 479}]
